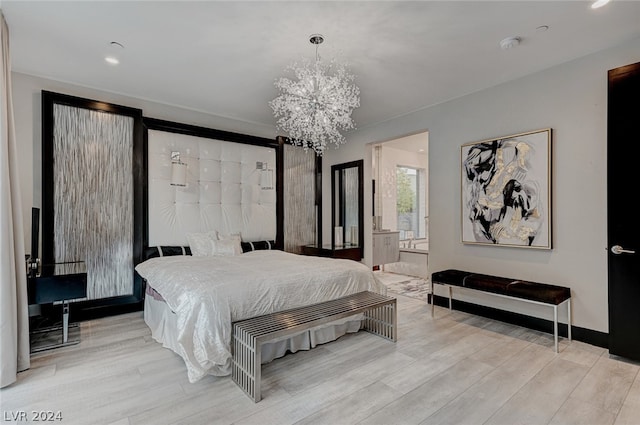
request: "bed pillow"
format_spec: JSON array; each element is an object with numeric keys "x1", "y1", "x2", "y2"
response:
[
  {"x1": 143, "y1": 246, "x2": 192, "y2": 260},
  {"x1": 211, "y1": 238, "x2": 242, "y2": 256},
  {"x1": 240, "y1": 240, "x2": 275, "y2": 253},
  {"x1": 186, "y1": 232, "x2": 216, "y2": 256}
]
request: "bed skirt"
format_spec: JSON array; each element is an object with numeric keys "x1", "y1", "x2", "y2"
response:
[{"x1": 144, "y1": 295, "x2": 363, "y2": 376}]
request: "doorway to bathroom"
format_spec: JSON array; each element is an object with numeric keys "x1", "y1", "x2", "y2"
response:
[{"x1": 372, "y1": 131, "x2": 429, "y2": 278}]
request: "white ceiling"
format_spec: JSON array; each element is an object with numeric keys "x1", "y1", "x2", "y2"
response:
[{"x1": 2, "y1": 1, "x2": 640, "y2": 133}]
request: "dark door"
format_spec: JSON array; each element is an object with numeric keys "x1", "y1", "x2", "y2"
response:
[{"x1": 608, "y1": 61, "x2": 640, "y2": 360}]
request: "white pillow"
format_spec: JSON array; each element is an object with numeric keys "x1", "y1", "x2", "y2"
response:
[
  {"x1": 186, "y1": 232, "x2": 216, "y2": 256},
  {"x1": 211, "y1": 238, "x2": 242, "y2": 256}
]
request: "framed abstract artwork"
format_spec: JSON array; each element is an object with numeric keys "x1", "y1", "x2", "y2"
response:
[{"x1": 461, "y1": 128, "x2": 552, "y2": 249}]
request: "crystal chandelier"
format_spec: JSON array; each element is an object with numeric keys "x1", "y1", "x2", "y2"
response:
[{"x1": 270, "y1": 34, "x2": 360, "y2": 155}]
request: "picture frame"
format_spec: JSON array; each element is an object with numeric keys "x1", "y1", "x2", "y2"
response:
[{"x1": 461, "y1": 128, "x2": 552, "y2": 249}]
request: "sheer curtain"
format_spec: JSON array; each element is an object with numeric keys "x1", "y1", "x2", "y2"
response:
[
  {"x1": 283, "y1": 144, "x2": 317, "y2": 254},
  {"x1": 0, "y1": 11, "x2": 30, "y2": 388}
]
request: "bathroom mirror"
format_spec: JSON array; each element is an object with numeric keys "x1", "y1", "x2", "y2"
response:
[{"x1": 331, "y1": 160, "x2": 364, "y2": 258}]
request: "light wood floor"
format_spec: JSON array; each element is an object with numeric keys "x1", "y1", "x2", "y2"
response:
[{"x1": 3, "y1": 290, "x2": 640, "y2": 425}]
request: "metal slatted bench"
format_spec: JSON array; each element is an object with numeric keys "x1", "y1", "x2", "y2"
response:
[
  {"x1": 431, "y1": 269, "x2": 571, "y2": 353},
  {"x1": 231, "y1": 291, "x2": 397, "y2": 402}
]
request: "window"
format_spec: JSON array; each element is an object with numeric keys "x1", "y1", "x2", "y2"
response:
[{"x1": 396, "y1": 166, "x2": 426, "y2": 239}]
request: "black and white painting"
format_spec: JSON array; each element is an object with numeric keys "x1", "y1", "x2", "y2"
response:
[{"x1": 461, "y1": 128, "x2": 551, "y2": 249}]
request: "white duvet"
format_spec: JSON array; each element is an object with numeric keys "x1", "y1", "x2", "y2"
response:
[{"x1": 134, "y1": 250, "x2": 386, "y2": 382}]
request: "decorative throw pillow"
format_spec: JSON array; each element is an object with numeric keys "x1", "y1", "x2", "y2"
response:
[
  {"x1": 211, "y1": 238, "x2": 242, "y2": 256},
  {"x1": 186, "y1": 232, "x2": 215, "y2": 256},
  {"x1": 240, "y1": 240, "x2": 275, "y2": 253}
]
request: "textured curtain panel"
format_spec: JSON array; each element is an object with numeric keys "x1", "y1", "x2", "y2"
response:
[
  {"x1": 1, "y1": 11, "x2": 30, "y2": 388},
  {"x1": 344, "y1": 166, "x2": 359, "y2": 245},
  {"x1": 53, "y1": 104, "x2": 133, "y2": 299},
  {"x1": 284, "y1": 145, "x2": 316, "y2": 254}
]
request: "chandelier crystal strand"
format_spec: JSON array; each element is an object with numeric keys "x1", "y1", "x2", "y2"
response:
[{"x1": 270, "y1": 35, "x2": 360, "y2": 155}]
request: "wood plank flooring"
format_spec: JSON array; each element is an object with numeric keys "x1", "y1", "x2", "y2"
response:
[{"x1": 2, "y1": 288, "x2": 640, "y2": 425}]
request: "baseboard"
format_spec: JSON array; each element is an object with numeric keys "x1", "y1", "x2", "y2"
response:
[{"x1": 430, "y1": 295, "x2": 608, "y2": 349}]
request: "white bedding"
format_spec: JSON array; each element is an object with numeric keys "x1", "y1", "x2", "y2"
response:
[{"x1": 134, "y1": 250, "x2": 386, "y2": 382}]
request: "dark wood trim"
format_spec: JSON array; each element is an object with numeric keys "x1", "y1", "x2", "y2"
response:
[
  {"x1": 144, "y1": 118, "x2": 285, "y2": 251},
  {"x1": 316, "y1": 153, "x2": 323, "y2": 248},
  {"x1": 331, "y1": 160, "x2": 364, "y2": 259},
  {"x1": 331, "y1": 165, "x2": 339, "y2": 248},
  {"x1": 132, "y1": 107, "x2": 146, "y2": 268},
  {"x1": 430, "y1": 295, "x2": 608, "y2": 349},
  {"x1": 40, "y1": 91, "x2": 145, "y2": 317},
  {"x1": 275, "y1": 138, "x2": 285, "y2": 251},
  {"x1": 41, "y1": 93, "x2": 55, "y2": 266},
  {"x1": 358, "y1": 159, "x2": 364, "y2": 257},
  {"x1": 144, "y1": 117, "x2": 281, "y2": 149},
  {"x1": 141, "y1": 122, "x2": 150, "y2": 254}
]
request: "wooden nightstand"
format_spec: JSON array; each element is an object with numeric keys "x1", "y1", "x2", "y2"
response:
[{"x1": 301, "y1": 244, "x2": 362, "y2": 261}]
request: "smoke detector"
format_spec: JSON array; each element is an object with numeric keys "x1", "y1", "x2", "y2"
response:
[{"x1": 500, "y1": 36, "x2": 521, "y2": 50}]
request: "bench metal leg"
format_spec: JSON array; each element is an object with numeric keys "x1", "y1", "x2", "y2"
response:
[
  {"x1": 554, "y1": 298, "x2": 573, "y2": 353},
  {"x1": 62, "y1": 301, "x2": 70, "y2": 343},
  {"x1": 430, "y1": 283, "x2": 452, "y2": 317},
  {"x1": 553, "y1": 305, "x2": 559, "y2": 353},
  {"x1": 232, "y1": 326, "x2": 261, "y2": 402},
  {"x1": 254, "y1": 340, "x2": 262, "y2": 402},
  {"x1": 363, "y1": 300, "x2": 397, "y2": 342},
  {"x1": 567, "y1": 298, "x2": 572, "y2": 341},
  {"x1": 430, "y1": 282, "x2": 435, "y2": 317}
]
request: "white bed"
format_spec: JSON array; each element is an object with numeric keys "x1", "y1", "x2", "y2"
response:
[
  {"x1": 135, "y1": 249, "x2": 386, "y2": 383},
  {"x1": 141, "y1": 127, "x2": 385, "y2": 383}
]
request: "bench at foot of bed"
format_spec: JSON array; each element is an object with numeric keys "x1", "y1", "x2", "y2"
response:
[{"x1": 231, "y1": 291, "x2": 397, "y2": 402}]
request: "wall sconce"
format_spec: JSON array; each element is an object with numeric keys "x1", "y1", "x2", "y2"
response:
[
  {"x1": 257, "y1": 161, "x2": 274, "y2": 190},
  {"x1": 170, "y1": 151, "x2": 187, "y2": 187}
]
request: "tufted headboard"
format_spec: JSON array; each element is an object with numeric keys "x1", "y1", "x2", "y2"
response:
[{"x1": 144, "y1": 118, "x2": 283, "y2": 250}]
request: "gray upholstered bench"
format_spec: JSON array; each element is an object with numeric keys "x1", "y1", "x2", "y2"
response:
[
  {"x1": 231, "y1": 291, "x2": 397, "y2": 402},
  {"x1": 431, "y1": 269, "x2": 571, "y2": 353}
]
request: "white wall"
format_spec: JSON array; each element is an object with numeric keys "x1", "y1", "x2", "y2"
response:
[
  {"x1": 325, "y1": 36, "x2": 640, "y2": 334},
  {"x1": 11, "y1": 72, "x2": 277, "y2": 256}
]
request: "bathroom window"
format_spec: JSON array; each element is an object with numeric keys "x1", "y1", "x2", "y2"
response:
[{"x1": 397, "y1": 166, "x2": 427, "y2": 239}]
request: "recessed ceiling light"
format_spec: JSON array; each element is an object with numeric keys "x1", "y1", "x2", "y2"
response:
[
  {"x1": 105, "y1": 56, "x2": 119, "y2": 65},
  {"x1": 110, "y1": 41, "x2": 124, "y2": 49},
  {"x1": 536, "y1": 25, "x2": 549, "y2": 33},
  {"x1": 499, "y1": 36, "x2": 521, "y2": 50},
  {"x1": 591, "y1": 0, "x2": 611, "y2": 9}
]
